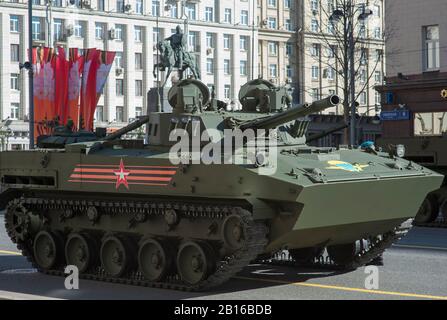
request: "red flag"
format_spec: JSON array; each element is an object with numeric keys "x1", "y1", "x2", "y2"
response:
[
  {"x1": 55, "y1": 46, "x2": 69, "y2": 124},
  {"x1": 66, "y1": 48, "x2": 84, "y2": 129},
  {"x1": 79, "y1": 49, "x2": 100, "y2": 131}
]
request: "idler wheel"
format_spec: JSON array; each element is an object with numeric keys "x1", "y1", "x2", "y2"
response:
[
  {"x1": 289, "y1": 247, "x2": 324, "y2": 264},
  {"x1": 176, "y1": 241, "x2": 216, "y2": 285},
  {"x1": 65, "y1": 233, "x2": 98, "y2": 273},
  {"x1": 33, "y1": 230, "x2": 64, "y2": 270},
  {"x1": 414, "y1": 194, "x2": 439, "y2": 224},
  {"x1": 100, "y1": 235, "x2": 134, "y2": 277},
  {"x1": 222, "y1": 214, "x2": 245, "y2": 250},
  {"x1": 6, "y1": 202, "x2": 31, "y2": 242},
  {"x1": 138, "y1": 238, "x2": 173, "y2": 282}
]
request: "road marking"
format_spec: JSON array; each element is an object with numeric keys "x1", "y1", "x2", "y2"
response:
[
  {"x1": 0, "y1": 250, "x2": 21, "y2": 256},
  {"x1": 235, "y1": 276, "x2": 447, "y2": 300},
  {"x1": 0, "y1": 290, "x2": 63, "y2": 300},
  {"x1": 393, "y1": 244, "x2": 447, "y2": 251}
]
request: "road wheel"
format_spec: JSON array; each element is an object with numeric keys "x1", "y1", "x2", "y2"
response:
[
  {"x1": 100, "y1": 235, "x2": 134, "y2": 277},
  {"x1": 65, "y1": 233, "x2": 98, "y2": 273},
  {"x1": 138, "y1": 238, "x2": 173, "y2": 282},
  {"x1": 414, "y1": 194, "x2": 439, "y2": 224},
  {"x1": 33, "y1": 230, "x2": 64, "y2": 270},
  {"x1": 177, "y1": 241, "x2": 216, "y2": 285}
]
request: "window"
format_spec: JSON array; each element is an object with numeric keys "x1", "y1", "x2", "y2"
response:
[
  {"x1": 311, "y1": 43, "x2": 320, "y2": 57},
  {"x1": 286, "y1": 42, "x2": 292, "y2": 56},
  {"x1": 269, "y1": 64, "x2": 277, "y2": 78},
  {"x1": 11, "y1": 74, "x2": 19, "y2": 90},
  {"x1": 223, "y1": 34, "x2": 231, "y2": 49},
  {"x1": 286, "y1": 65, "x2": 292, "y2": 78},
  {"x1": 424, "y1": 25, "x2": 440, "y2": 70},
  {"x1": 375, "y1": 92, "x2": 381, "y2": 105},
  {"x1": 267, "y1": 17, "x2": 277, "y2": 29},
  {"x1": 224, "y1": 85, "x2": 231, "y2": 99},
  {"x1": 375, "y1": 71, "x2": 382, "y2": 83},
  {"x1": 224, "y1": 8, "x2": 232, "y2": 23},
  {"x1": 135, "y1": 80, "x2": 143, "y2": 96},
  {"x1": 116, "y1": 107, "x2": 124, "y2": 122},
  {"x1": 268, "y1": 0, "x2": 276, "y2": 7},
  {"x1": 74, "y1": 21, "x2": 83, "y2": 37},
  {"x1": 206, "y1": 33, "x2": 214, "y2": 48},
  {"x1": 134, "y1": 26, "x2": 142, "y2": 42},
  {"x1": 311, "y1": 19, "x2": 319, "y2": 32},
  {"x1": 360, "y1": 48, "x2": 368, "y2": 65},
  {"x1": 117, "y1": 0, "x2": 124, "y2": 12},
  {"x1": 311, "y1": 0, "x2": 319, "y2": 11},
  {"x1": 206, "y1": 58, "x2": 214, "y2": 74},
  {"x1": 374, "y1": 27, "x2": 381, "y2": 39},
  {"x1": 53, "y1": 18, "x2": 63, "y2": 41},
  {"x1": 135, "y1": 53, "x2": 143, "y2": 70},
  {"x1": 327, "y1": 20, "x2": 335, "y2": 34},
  {"x1": 240, "y1": 10, "x2": 248, "y2": 25},
  {"x1": 188, "y1": 31, "x2": 198, "y2": 52},
  {"x1": 240, "y1": 36, "x2": 248, "y2": 51},
  {"x1": 359, "y1": 69, "x2": 366, "y2": 83},
  {"x1": 10, "y1": 103, "x2": 19, "y2": 120},
  {"x1": 373, "y1": 5, "x2": 381, "y2": 17},
  {"x1": 10, "y1": 15, "x2": 19, "y2": 32},
  {"x1": 135, "y1": 107, "x2": 143, "y2": 117},
  {"x1": 284, "y1": 0, "x2": 291, "y2": 9},
  {"x1": 115, "y1": 52, "x2": 123, "y2": 68},
  {"x1": 311, "y1": 88, "x2": 320, "y2": 102},
  {"x1": 53, "y1": 0, "x2": 62, "y2": 6},
  {"x1": 312, "y1": 65, "x2": 319, "y2": 79},
  {"x1": 268, "y1": 41, "x2": 278, "y2": 55},
  {"x1": 115, "y1": 24, "x2": 124, "y2": 41},
  {"x1": 224, "y1": 59, "x2": 231, "y2": 75},
  {"x1": 205, "y1": 7, "x2": 214, "y2": 22},
  {"x1": 135, "y1": 0, "x2": 143, "y2": 14},
  {"x1": 10, "y1": 44, "x2": 19, "y2": 62},
  {"x1": 359, "y1": 21, "x2": 366, "y2": 38},
  {"x1": 32, "y1": 17, "x2": 42, "y2": 40},
  {"x1": 97, "y1": 0, "x2": 105, "y2": 11},
  {"x1": 95, "y1": 22, "x2": 104, "y2": 40},
  {"x1": 327, "y1": 67, "x2": 335, "y2": 80},
  {"x1": 186, "y1": 3, "x2": 196, "y2": 20},
  {"x1": 152, "y1": 0, "x2": 160, "y2": 16},
  {"x1": 359, "y1": 92, "x2": 367, "y2": 105},
  {"x1": 285, "y1": 19, "x2": 291, "y2": 31},
  {"x1": 327, "y1": 45, "x2": 336, "y2": 58},
  {"x1": 96, "y1": 106, "x2": 104, "y2": 122},
  {"x1": 116, "y1": 79, "x2": 124, "y2": 96},
  {"x1": 170, "y1": 4, "x2": 177, "y2": 18},
  {"x1": 153, "y1": 27, "x2": 161, "y2": 43},
  {"x1": 240, "y1": 60, "x2": 247, "y2": 76},
  {"x1": 327, "y1": 0, "x2": 335, "y2": 13}
]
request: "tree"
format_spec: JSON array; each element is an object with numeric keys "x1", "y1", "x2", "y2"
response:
[{"x1": 303, "y1": 0, "x2": 387, "y2": 144}]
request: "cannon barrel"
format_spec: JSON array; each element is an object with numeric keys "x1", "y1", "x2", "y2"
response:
[
  {"x1": 103, "y1": 115, "x2": 150, "y2": 141},
  {"x1": 239, "y1": 95, "x2": 340, "y2": 131}
]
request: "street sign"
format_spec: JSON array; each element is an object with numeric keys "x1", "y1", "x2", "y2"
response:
[{"x1": 380, "y1": 110, "x2": 411, "y2": 121}]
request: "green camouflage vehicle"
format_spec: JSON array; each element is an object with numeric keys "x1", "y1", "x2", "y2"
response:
[
  {"x1": 378, "y1": 135, "x2": 447, "y2": 226},
  {"x1": 2, "y1": 79, "x2": 443, "y2": 291}
]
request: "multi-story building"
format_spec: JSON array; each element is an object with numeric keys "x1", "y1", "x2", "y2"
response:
[
  {"x1": 377, "y1": 0, "x2": 447, "y2": 139},
  {"x1": 0, "y1": 0, "x2": 259, "y2": 149},
  {"x1": 297, "y1": 0, "x2": 386, "y2": 116}
]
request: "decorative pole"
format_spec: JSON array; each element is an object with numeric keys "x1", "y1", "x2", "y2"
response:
[{"x1": 28, "y1": 0, "x2": 34, "y2": 149}]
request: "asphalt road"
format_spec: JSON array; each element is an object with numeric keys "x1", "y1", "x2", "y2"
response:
[{"x1": 1, "y1": 213, "x2": 447, "y2": 300}]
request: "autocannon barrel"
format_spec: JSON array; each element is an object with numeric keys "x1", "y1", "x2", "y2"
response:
[
  {"x1": 239, "y1": 95, "x2": 340, "y2": 131},
  {"x1": 103, "y1": 115, "x2": 150, "y2": 141}
]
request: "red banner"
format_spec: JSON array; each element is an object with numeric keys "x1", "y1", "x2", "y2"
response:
[
  {"x1": 66, "y1": 48, "x2": 84, "y2": 130},
  {"x1": 55, "y1": 46, "x2": 69, "y2": 125},
  {"x1": 79, "y1": 49, "x2": 100, "y2": 131}
]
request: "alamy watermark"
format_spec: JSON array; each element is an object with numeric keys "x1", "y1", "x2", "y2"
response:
[{"x1": 64, "y1": 265, "x2": 79, "y2": 290}]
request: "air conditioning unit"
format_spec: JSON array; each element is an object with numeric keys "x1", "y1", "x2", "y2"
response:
[
  {"x1": 206, "y1": 48, "x2": 213, "y2": 55},
  {"x1": 312, "y1": 9, "x2": 318, "y2": 15},
  {"x1": 261, "y1": 19, "x2": 268, "y2": 26},
  {"x1": 65, "y1": 25, "x2": 74, "y2": 36},
  {"x1": 115, "y1": 68, "x2": 123, "y2": 76},
  {"x1": 82, "y1": 0, "x2": 91, "y2": 8},
  {"x1": 109, "y1": 28, "x2": 116, "y2": 40},
  {"x1": 124, "y1": 4, "x2": 132, "y2": 11},
  {"x1": 164, "y1": 4, "x2": 172, "y2": 11}
]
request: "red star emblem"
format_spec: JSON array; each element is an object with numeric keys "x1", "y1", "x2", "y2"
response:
[{"x1": 113, "y1": 159, "x2": 130, "y2": 189}]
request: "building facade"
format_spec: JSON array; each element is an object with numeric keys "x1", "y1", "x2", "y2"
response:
[
  {"x1": 377, "y1": 0, "x2": 447, "y2": 139},
  {"x1": 297, "y1": 0, "x2": 385, "y2": 116}
]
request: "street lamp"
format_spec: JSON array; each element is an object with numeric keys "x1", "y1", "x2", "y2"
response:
[{"x1": 329, "y1": 5, "x2": 372, "y2": 147}]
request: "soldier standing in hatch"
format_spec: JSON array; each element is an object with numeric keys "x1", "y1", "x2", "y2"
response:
[{"x1": 166, "y1": 25, "x2": 187, "y2": 70}]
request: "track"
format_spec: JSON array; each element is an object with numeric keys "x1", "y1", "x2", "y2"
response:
[{"x1": 5, "y1": 196, "x2": 268, "y2": 291}]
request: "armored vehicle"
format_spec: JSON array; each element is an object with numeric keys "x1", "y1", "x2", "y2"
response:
[
  {"x1": 378, "y1": 135, "x2": 447, "y2": 226},
  {"x1": 2, "y1": 79, "x2": 443, "y2": 291}
]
